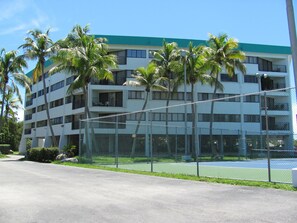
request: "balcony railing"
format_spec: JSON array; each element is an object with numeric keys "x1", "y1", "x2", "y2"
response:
[
  {"x1": 262, "y1": 122, "x2": 289, "y2": 131},
  {"x1": 92, "y1": 100, "x2": 123, "y2": 107},
  {"x1": 261, "y1": 83, "x2": 286, "y2": 91},
  {"x1": 272, "y1": 65, "x2": 287, "y2": 73},
  {"x1": 261, "y1": 103, "x2": 289, "y2": 111}
]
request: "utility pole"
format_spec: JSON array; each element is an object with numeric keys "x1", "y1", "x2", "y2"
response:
[{"x1": 286, "y1": 0, "x2": 297, "y2": 90}]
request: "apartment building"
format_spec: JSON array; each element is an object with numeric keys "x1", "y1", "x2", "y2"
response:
[{"x1": 19, "y1": 35, "x2": 293, "y2": 155}]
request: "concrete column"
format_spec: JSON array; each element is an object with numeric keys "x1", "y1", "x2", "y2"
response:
[
  {"x1": 18, "y1": 129, "x2": 26, "y2": 155},
  {"x1": 58, "y1": 125, "x2": 67, "y2": 151}
]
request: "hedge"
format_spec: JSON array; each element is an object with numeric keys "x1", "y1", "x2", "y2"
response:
[{"x1": 27, "y1": 147, "x2": 59, "y2": 163}]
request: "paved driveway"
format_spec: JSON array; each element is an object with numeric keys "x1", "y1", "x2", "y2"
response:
[{"x1": 0, "y1": 155, "x2": 297, "y2": 223}]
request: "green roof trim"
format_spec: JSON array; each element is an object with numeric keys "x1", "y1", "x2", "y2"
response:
[
  {"x1": 26, "y1": 35, "x2": 291, "y2": 77},
  {"x1": 96, "y1": 34, "x2": 291, "y2": 55}
]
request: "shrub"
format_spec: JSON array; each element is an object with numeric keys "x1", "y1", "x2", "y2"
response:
[
  {"x1": 63, "y1": 144, "x2": 78, "y2": 157},
  {"x1": 0, "y1": 144, "x2": 11, "y2": 154},
  {"x1": 27, "y1": 147, "x2": 59, "y2": 162}
]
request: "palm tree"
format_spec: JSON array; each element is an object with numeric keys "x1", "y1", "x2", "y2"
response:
[
  {"x1": 207, "y1": 33, "x2": 246, "y2": 158},
  {"x1": 20, "y1": 29, "x2": 57, "y2": 147},
  {"x1": 50, "y1": 25, "x2": 117, "y2": 156},
  {"x1": 0, "y1": 49, "x2": 30, "y2": 128},
  {"x1": 152, "y1": 41, "x2": 180, "y2": 155},
  {"x1": 124, "y1": 63, "x2": 167, "y2": 157},
  {"x1": 3, "y1": 88, "x2": 22, "y2": 122},
  {"x1": 181, "y1": 43, "x2": 210, "y2": 156},
  {"x1": 51, "y1": 24, "x2": 117, "y2": 120}
]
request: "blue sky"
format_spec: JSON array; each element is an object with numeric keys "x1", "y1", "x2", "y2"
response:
[{"x1": 0, "y1": 0, "x2": 296, "y2": 121}]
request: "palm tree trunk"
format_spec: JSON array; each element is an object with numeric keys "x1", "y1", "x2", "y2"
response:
[
  {"x1": 42, "y1": 63, "x2": 56, "y2": 147},
  {"x1": 209, "y1": 80, "x2": 218, "y2": 158},
  {"x1": 131, "y1": 91, "x2": 149, "y2": 158},
  {"x1": 0, "y1": 76, "x2": 8, "y2": 128},
  {"x1": 165, "y1": 83, "x2": 172, "y2": 156},
  {"x1": 191, "y1": 83, "x2": 196, "y2": 156},
  {"x1": 84, "y1": 84, "x2": 97, "y2": 158}
]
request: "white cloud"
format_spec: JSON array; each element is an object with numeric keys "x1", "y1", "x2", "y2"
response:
[{"x1": 0, "y1": 0, "x2": 30, "y2": 21}]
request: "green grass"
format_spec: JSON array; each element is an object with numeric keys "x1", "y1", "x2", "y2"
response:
[
  {"x1": 54, "y1": 161, "x2": 297, "y2": 191},
  {"x1": 86, "y1": 155, "x2": 249, "y2": 165},
  {"x1": 0, "y1": 154, "x2": 7, "y2": 158}
]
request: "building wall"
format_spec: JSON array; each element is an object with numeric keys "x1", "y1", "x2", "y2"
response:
[{"x1": 21, "y1": 36, "x2": 294, "y2": 152}]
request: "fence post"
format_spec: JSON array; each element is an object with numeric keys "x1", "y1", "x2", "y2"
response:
[
  {"x1": 115, "y1": 116, "x2": 119, "y2": 168},
  {"x1": 150, "y1": 110, "x2": 153, "y2": 172},
  {"x1": 264, "y1": 91, "x2": 271, "y2": 182}
]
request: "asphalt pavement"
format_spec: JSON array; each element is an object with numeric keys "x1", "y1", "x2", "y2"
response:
[{"x1": 0, "y1": 155, "x2": 297, "y2": 223}]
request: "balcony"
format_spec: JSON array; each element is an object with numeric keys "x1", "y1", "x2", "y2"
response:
[
  {"x1": 92, "y1": 92, "x2": 123, "y2": 107},
  {"x1": 261, "y1": 103, "x2": 289, "y2": 111},
  {"x1": 262, "y1": 122, "x2": 289, "y2": 131}
]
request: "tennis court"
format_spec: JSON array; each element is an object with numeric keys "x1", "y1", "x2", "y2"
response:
[{"x1": 104, "y1": 158, "x2": 297, "y2": 183}]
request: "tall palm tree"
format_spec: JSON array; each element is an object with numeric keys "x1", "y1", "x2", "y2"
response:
[
  {"x1": 20, "y1": 29, "x2": 57, "y2": 147},
  {"x1": 181, "y1": 43, "x2": 210, "y2": 156},
  {"x1": 50, "y1": 25, "x2": 117, "y2": 156},
  {"x1": 51, "y1": 24, "x2": 117, "y2": 120},
  {"x1": 207, "y1": 33, "x2": 246, "y2": 158},
  {"x1": 0, "y1": 49, "x2": 30, "y2": 128},
  {"x1": 124, "y1": 63, "x2": 167, "y2": 157},
  {"x1": 152, "y1": 41, "x2": 180, "y2": 155}
]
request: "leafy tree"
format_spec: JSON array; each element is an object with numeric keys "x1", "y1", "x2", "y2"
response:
[
  {"x1": 207, "y1": 33, "x2": 246, "y2": 158},
  {"x1": 0, "y1": 119, "x2": 23, "y2": 151},
  {"x1": 20, "y1": 29, "x2": 57, "y2": 146},
  {"x1": 124, "y1": 63, "x2": 167, "y2": 157},
  {"x1": 0, "y1": 49, "x2": 30, "y2": 128}
]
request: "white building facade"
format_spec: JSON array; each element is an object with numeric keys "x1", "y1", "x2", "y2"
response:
[{"x1": 19, "y1": 35, "x2": 294, "y2": 156}]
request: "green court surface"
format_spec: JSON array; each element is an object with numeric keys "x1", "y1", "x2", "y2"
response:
[{"x1": 101, "y1": 162, "x2": 292, "y2": 183}]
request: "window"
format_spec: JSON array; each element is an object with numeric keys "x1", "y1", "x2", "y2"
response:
[
  {"x1": 244, "y1": 115, "x2": 260, "y2": 123},
  {"x1": 65, "y1": 96, "x2": 72, "y2": 104},
  {"x1": 198, "y1": 93, "x2": 209, "y2": 101},
  {"x1": 37, "y1": 104, "x2": 46, "y2": 112},
  {"x1": 244, "y1": 75, "x2": 258, "y2": 83},
  {"x1": 243, "y1": 56, "x2": 258, "y2": 64},
  {"x1": 128, "y1": 91, "x2": 143, "y2": 99},
  {"x1": 152, "y1": 113, "x2": 184, "y2": 121},
  {"x1": 198, "y1": 114, "x2": 210, "y2": 122},
  {"x1": 127, "y1": 112, "x2": 146, "y2": 121},
  {"x1": 244, "y1": 95, "x2": 259, "y2": 103},
  {"x1": 112, "y1": 50, "x2": 127, "y2": 65},
  {"x1": 198, "y1": 114, "x2": 240, "y2": 122},
  {"x1": 65, "y1": 115, "x2": 72, "y2": 123},
  {"x1": 152, "y1": 92, "x2": 191, "y2": 100},
  {"x1": 221, "y1": 73, "x2": 238, "y2": 82},
  {"x1": 50, "y1": 98, "x2": 64, "y2": 108},
  {"x1": 37, "y1": 120, "x2": 47, "y2": 127},
  {"x1": 258, "y1": 58, "x2": 272, "y2": 72},
  {"x1": 38, "y1": 87, "x2": 49, "y2": 97},
  {"x1": 50, "y1": 80, "x2": 64, "y2": 92},
  {"x1": 127, "y1": 49, "x2": 146, "y2": 58},
  {"x1": 51, "y1": 116, "x2": 63, "y2": 125},
  {"x1": 66, "y1": 76, "x2": 75, "y2": 85}
]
